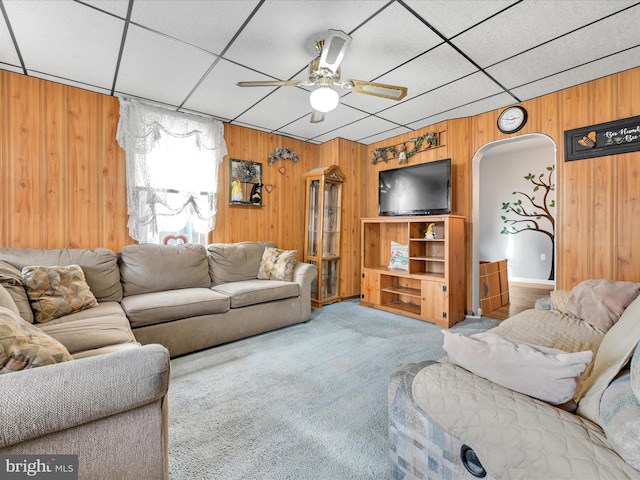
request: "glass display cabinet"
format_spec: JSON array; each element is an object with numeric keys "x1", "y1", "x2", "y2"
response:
[{"x1": 304, "y1": 165, "x2": 345, "y2": 307}]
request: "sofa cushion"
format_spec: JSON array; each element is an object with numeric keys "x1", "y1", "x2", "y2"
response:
[
  {"x1": 207, "y1": 241, "x2": 276, "y2": 285},
  {"x1": 550, "y1": 289, "x2": 571, "y2": 313},
  {"x1": 0, "y1": 247, "x2": 122, "y2": 303},
  {"x1": 22, "y1": 265, "x2": 99, "y2": 323},
  {"x1": 212, "y1": 279, "x2": 300, "y2": 308},
  {"x1": 600, "y1": 371, "x2": 640, "y2": 471},
  {"x1": 0, "y1": 260, "x2": 34, "y2": 323},
  {"x1": 443, "y1": 330, "x2": 593, "y2": 405},
  {"x1": 39, "y1": 303, "x2": 137, "y2": 355},
  {"x1": 119, "y1": 244, "x2": 211, "y2": 296},
  {"x1": 0, "y1": 284, "x2": 20, "y2": 316},
  {"x1": 0, "y1": 306, "x2": 73, "y2": 374},
  {"x1": 577, "y1": 295, "x2": 640, "y2": 425},
  {"x1": 565, "y1": 279, "x2": 640, "y2": 333},
  {"x1": 121, "y1": 288, "x2": 230, "y2": 328},
  {"x1": 257, "y1": 247, "x2": 298, "y2": 282}
]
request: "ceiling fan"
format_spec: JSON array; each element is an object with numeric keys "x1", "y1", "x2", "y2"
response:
[{"x1": 237, "y1": 29, "x2": 408, "y2": 123}]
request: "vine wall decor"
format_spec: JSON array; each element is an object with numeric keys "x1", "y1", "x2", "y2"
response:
[
  {"x1": 268, "y1": 147, "x2": 300, "y2": 165},
  {"x1": 372, "y1": 131, "x2": 438, "y2": 164}
]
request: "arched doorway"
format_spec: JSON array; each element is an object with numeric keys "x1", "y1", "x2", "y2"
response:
[{"x1": 471, "y1": 134, "x2": 557, "y2": 315}]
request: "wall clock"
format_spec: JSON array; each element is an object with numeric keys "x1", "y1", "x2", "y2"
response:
[{"x1": 497, "y1": 106, "x2": 528, "y2": 134}]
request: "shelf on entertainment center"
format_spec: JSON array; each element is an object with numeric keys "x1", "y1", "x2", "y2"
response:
[{"x1": 379, "y1": 301, "x2": 421, "y2": 316}]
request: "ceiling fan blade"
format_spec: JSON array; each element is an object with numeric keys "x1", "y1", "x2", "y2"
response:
[
  {"x1": 310, "y1": 110, "x2": 325, "y2": 123},
  {"x1": 343, "y1": 79, "x2": 408, "y2": 101},
  {"x1": 237, "y1": 80, "x2": 307, "y2": 87},
  {"x1": 318, "y1": 29, "x2": 352, "y2": 74}
]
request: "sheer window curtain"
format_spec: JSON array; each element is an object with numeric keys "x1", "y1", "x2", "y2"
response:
[{"x1": 116, "y1": 97, "x2": 228, "y2": 243}]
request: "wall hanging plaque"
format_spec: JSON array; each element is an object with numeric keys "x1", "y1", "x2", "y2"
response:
[{"x1": 564, "y1": 115, "x2": 640, "y2": 161}]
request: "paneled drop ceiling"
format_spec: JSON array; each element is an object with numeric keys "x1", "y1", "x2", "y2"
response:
[{"x1": 1, "y1": 0, "x2": 639, "y2": 144}]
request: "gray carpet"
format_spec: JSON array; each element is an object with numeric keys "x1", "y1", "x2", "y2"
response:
[{"x1": 168, "y1": 299, "x2": 498, "y2": 480}]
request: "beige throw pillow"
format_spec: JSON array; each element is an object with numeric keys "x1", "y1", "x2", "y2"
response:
[
  {"x1": 443, "y1": 330, "x2": 593, "y2": 405},
  {"x1": 0, "y1": 306, "x2": 73, "y2": 374},
  {"x1": 0, "y1": 260, "x2": 34, "y2": 323},
  {"x1": 564, "y1": 279, "x2": 640, "y2": 333},
  {"x1": 257, "y1": 248, "x2": 298, "y2": 282},
  {"x1": 22, "y1": 265, "x2": 98, "y2": 323}
]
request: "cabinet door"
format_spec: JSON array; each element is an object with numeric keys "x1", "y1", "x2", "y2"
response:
[
  {"x1": 421, "y1": 280, "x2": 447, "y2": 323},
  {"x1": 360, "y1": 269, "x2": 380, "y2": 306}
]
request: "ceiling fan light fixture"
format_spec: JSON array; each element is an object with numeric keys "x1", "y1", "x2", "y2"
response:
[{"x1": 309, "y1": 87, "x2": 339, "y2": 113}]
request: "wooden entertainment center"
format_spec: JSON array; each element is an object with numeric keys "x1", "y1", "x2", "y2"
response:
[{"x1": 360, "y1": 215, "x2": 465, "y2": 327}]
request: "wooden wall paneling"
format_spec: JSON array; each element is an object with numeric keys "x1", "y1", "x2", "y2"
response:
[
  {"x1": 67, "y1": 88, "x2": 100, "y2": 248},
  {"x1": 337, "y1": 139, "x2": 367, "y2": 298},
  {"x1": 99, "y1": 95, "x2": 130, "y2": 251},
  {"x1": 9, "y1": 73, "x2": 42, "y2": 247},
  {"x1": 590, "y1": 76, "x2": 616, "y2": 281},
  {"x1": 616, "y1": 153, "x2": 640, "y2": 280},
  {"x1": 42, "y1": 80, "x2": 68, "y2": 248},
  {"x1": 615, "y1": 68, "x2": 640, "y2": 281},
  {"x1": 559, "y1": 82, "x2": 592, "y2": 288},
  {"x1": 1, "y1": 71, "x2": 8, "y2": 246},
  {"x1": 446, "y1": 117, "x2": 472, "y2": 311}
]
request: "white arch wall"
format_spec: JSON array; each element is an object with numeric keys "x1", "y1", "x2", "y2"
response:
[{"x1": 471, "y1": 134, "x2": 557, "y2": 315}]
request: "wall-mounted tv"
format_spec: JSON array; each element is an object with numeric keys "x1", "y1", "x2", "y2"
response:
[{"x1": 378, "y1": 158, "x2": 451, "y2": 216}]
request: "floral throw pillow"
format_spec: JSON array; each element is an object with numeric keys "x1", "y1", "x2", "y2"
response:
[
  {"x1": 257, "y1": 248, "x2": 298, "y2": 282},
  {"x1": 22, "y1": 265, "x2": 98, "y2": 323},
  {"x1": 0, "y1": 306, "x2": 73, "y2": 374}
]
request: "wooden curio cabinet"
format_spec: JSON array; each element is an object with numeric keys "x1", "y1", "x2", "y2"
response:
[{"x1": 304, "y1": 165, "x2": 345, "y2": 307}]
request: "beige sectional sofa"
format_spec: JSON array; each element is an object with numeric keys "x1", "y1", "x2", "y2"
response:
[
  {"x1": 389, "y1": 280, "x2": 640, "y2": 479},
  {"x1": 0, "y1": 241, "x2": 316, "y2": 480}
]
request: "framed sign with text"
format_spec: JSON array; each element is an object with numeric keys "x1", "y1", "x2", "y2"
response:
[{"x1": 565, "y1": 115, "x2": 640, "y2": 161}]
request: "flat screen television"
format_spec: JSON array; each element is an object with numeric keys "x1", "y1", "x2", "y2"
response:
[{"x1": 378, "y1": 158, "x2": 451, "y2": 216}]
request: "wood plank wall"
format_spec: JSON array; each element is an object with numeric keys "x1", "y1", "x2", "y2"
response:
[
  {"x1": 1, "y1": 71, "x2": 130, "y2": 250},
  {"x1": 368, "y1": 66, "x2": 640, "y2": 312},
  {"x1": 3, "y1": 67, "x2": 640, "y2": 312}
]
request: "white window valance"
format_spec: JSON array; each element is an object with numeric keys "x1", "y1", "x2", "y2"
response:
[{"x1": 116, "y1": 97, "x2": 228, "y2": 243}]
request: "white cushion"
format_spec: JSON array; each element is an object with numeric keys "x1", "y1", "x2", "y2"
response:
[{"x1": 442, "y1": 330, "x2": 593, "y2": 405}]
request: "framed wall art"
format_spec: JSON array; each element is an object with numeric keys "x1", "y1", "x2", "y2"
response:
[{"x1": 229, "y1": 159, "x2": 263, "y2": 206}]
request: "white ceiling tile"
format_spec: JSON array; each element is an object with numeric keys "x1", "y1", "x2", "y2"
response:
[
  {"x1": 406, "y1": 93, "x2": 514, "y2": 130},
  {"x1": 378, "y1": 72, "x2": 505, "y2": 125},
  {"x1": 184, "y1": 59, "x2": 280, "y2": 122},
  {"x1": 234, "y1": 86, "x2": 315, "y2": 131},
  {"x1": 0, "y1": 17, "x2": 20, "y2": 66},
  {"x1": 130, "y1": 0, "x2": 259, "y2": 54},
  {"x1": 452, "y1": 0, "x2": 638, "y2": 67},
  {"x1": 357, "y1": 126, "x2": 414, "y2": 145},
  {"x1": 341, "y1": 43, "x2": 478, "y2": 112},
  {"x1": 28, "y1": 71, "x2": 111, "y2": 95},
  {"x1": 405, "y1": 0, "x2": 517, "y2": 39},
  {"x1": 4, "y1": 0, "x2": 123, "y2": 89},
  {"x1": 312, "y1": 115, "x2": 402, "y2": 143},
  {"x1": 224, "y1": 0, "x2": 388, "y2": 79},
  {"x1": 277, "y1": 103, "x2": 369, "y2": 141},
  {"x1": 0, "y1": 65, "x2": 23, "y2": 74},
  {"x1": 342, "y1": 2, "x2": 443, "y2": 82},
  {"x1": 487, "y1": 6, "x2": 640, "y2": 90},
  {"x1": 511, "y1": 46, "x2": 640, "y2": 101},
  {"x1": 80, "y1": 0, "x2": 130, "y2": 18},
  {"x1": 116, "y1": 24, "x2": 216, "y2": 106}
]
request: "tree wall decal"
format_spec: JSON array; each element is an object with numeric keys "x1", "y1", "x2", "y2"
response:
[{"x1": 500, "y1": 164, "x2": 556, "y2": 280}]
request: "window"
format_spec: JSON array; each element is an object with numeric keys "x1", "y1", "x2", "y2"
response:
[{"x1": 116, "y1": 97, "x2": 227, "y2": 244}]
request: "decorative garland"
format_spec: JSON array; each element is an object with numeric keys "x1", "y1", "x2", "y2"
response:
[
  {"x1": 372, "y1": 131, "x2": 438, "y2": 164},
  {"x1": 268, "y1": 147, "x2": 300, "y2": 166}
]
